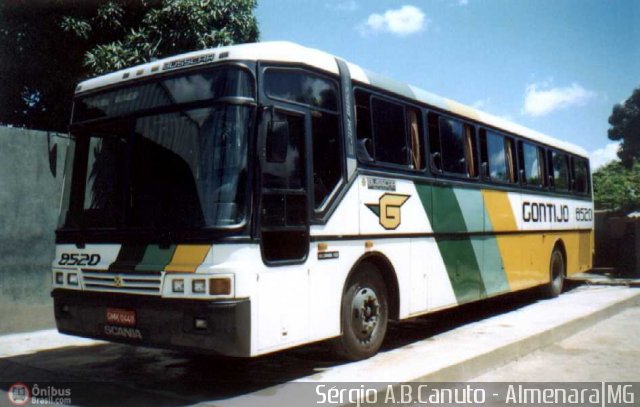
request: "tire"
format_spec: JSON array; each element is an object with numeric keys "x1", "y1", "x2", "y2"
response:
[
  {"x1": 542, "y1": 246, "x2": 565, "y2": 298},
  {"x1": 333, "y1": 264, "x2": 389, "y2": 360}
]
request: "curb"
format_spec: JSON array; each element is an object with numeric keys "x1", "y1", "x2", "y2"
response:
[
  {"x1": 214, "y1": 287, "x2": 640, "y2": 407},
  {"x1": 414, "y1": 288, "x2": 640, "y2": 381}
]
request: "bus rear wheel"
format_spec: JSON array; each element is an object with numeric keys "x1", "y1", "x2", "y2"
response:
[
  {"x1": 333, "y1": 264, "x2": 388, "y2": 360},
  {"x1": 542, "y1": 247, "x2": 565, "y2": 298}
]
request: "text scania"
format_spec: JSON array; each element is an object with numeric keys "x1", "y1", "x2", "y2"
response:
[
  {"x1": 522, "y1": 202, "x2": 569, "y2": 223},
  {"x1": 104, "y1": 325, "x2": 143, "y2": 340}
]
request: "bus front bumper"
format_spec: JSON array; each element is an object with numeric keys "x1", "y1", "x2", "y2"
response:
[{"x1": 52, "y1": 289, "x2": 251, "y2": 357}]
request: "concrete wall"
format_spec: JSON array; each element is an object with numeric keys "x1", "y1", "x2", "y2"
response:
[{"x1": 0, "y1": 126, "x2": 67, "y2": 334}]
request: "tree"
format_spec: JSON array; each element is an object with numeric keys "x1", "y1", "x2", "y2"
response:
[
  {"x1": 608, "y1": 87, "x2": 640, "y2": 168},
  {"x1": 592, "y1": 161, "x2": 640, "y2": 212},
  {"x1": 0, "y1": 0, "x2": 259, "y2": 132}
]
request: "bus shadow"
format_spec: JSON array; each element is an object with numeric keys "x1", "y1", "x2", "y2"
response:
[{"x1": 0, "y1": 282, "x2": 583, "y2": 406}]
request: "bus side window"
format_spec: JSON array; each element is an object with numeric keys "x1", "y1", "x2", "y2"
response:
[
  {"x1": 551, "y1": 150, "x2": 570, "y2": 191},
  {"x1": 520, "y1": 141, "x2": 544, "y2": 186},
  {"x1": 483, "y1": 130, "x2": 513, "y2": 183},
  {"x1": 354, "y1": 89, "x2": 374, "y2": 162},
  {"x1": 572, "y1": 156, "x2": 590, "y2": 194},
  {"x1": 371, "y1": 97, "x2": 408, "y2": 166},
  {"x1": 429, "y1": 114, "x2": 476, "y2": 178},
  {"x1": 439, "y1": 117, "x2": 465, "y2": 174},
  {"x1": 439, "y1": 117, "x2": 467, "y2": 175},
  {"x1": 438, "y1": 117, "x2": 477, "y2": 178}
]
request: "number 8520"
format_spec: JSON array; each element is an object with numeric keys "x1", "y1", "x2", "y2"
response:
[{"x1": 58, "y1": 253, "x2": 101, "y2": 266}]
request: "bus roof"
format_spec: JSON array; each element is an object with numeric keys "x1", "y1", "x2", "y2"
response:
[{"x1": 76, "y1": 41, "x2": 588, "y2": 157}]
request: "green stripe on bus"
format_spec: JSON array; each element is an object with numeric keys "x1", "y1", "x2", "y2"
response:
[
  {"x1": 135, "y1": 244, "x2": 177, "y2": 272},
  {"x1": 453, "y1": 188, "x2": 510, "y2": 295},
  {"x1": 453, "y1": 188, "x2": 488, "y2": 233},
  {"x1": 416, "y1": 183, "x2": 487, "y2": 302},
  {"x1": 480, "y1": 236, "x2": 510, "y2": 295},
  {"x1": 437, "y1": 238, "x2": 487, "y2": 303},
  {"x1": 430, "y1": 185, "x2": 467, "y2": 232}
]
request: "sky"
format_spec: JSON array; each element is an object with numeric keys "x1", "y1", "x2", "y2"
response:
[{"x1": 256, "y1": 0, "x2": 640, "y2": 170}]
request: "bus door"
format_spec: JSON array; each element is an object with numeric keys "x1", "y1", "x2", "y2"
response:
[{"x1": 258, "y1": 105, "x2": 310, "y2": 264}]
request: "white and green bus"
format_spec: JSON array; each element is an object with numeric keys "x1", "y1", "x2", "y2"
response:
[{"x1": 53, "y1": 42, "x2": 593, "y2": 360}]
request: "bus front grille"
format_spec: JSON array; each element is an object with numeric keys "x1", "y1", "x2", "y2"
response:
[{"x1": 81, "y1": 270, "x2": 162, "y2": 295}]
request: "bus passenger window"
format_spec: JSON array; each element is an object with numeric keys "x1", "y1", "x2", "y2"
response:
[
  {"x1": 552, "y1": 151, "x2": 570, "y2": 191},
  {"x1": 485, "y1": 131, "x2": 509, "y2": 182},
  {"x1": 572, "y1": 157, "x2": 590, "y2": 194},
  {"x1": 436, "y1": 117, "x2": 476, "y2": 177},
  {"x1": 371, "y1": 97, "x2": 408, "y2": 165},
  {"x1": 521, "y1": 142, "x2": 543, "y2": 186},
  {"x1": 354, "y1": 89, "x2": 374, "y2": 162}
]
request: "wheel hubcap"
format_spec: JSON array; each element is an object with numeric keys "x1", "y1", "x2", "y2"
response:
[{"x1": 351, "y1": 287, "x2": 380, "y2": 341}]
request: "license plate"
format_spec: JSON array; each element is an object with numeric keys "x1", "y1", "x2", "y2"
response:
[{"x1": 106, "y1": 308, "x2": 136, "y2": 326}]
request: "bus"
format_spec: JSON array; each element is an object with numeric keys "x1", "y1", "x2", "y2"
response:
[{"x1": 52, "y1": 41, "x2": 594, "y2": 360}]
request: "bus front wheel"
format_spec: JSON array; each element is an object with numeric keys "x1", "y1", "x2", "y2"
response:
[
  {"x1": 542, "y1": 247, "x2": 565, "y2": 298},
  {"x1": 334, "y1": 264, "x2": 389, "y2": 360}
]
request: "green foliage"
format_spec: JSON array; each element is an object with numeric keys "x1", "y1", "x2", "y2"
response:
[
  {"x1": 593, "y1": 161, "x2": 640, "y2": 212},
  {"x1": 0, "y1": 0, "x2": 259, "y2": 131},
  {"x1": 84, "y1": 0, "x2": 259, "y2": 75},
  {"x1": 608, "y1": 87, "x2": 640, "y2": 168}
]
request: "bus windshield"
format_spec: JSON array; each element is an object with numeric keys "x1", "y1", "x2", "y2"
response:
[{"x1": 59, "y1": 66, "x2": 255, "y2": 232}]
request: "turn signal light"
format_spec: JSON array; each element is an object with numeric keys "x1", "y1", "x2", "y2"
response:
[{"x1": 209, "y1": 278, "x2": 231, "y2": 295}]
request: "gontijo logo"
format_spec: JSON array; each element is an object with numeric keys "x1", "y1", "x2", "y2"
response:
[{"x1": 366, "y1": 193, "x2": 410, "y2": 230}]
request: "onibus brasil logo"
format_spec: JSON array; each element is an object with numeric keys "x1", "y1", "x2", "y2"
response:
[
  {"x1": 8, "y1": 383, "x2": 30, "y2": 406},
  {"x1": 366, "y1": 193, "x2": 410, "y2": 230}
]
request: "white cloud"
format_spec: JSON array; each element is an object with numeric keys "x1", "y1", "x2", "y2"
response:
[
  {"x1": 590, "y1": 142, "x2": 620, "y2": 170},
  {"x1": 358, "y1": 5, "x2": 427, "y2": 37},
  {"x1": 326, "y1": 0, "x2": 358, "y2": 11},
  {"x1": 522, "y1": 82, "x2": 596, "y2": 117}
]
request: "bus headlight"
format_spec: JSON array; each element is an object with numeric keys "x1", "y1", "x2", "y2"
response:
[
  {"x1": 192, "y1": 279, "x2": 206, "y2": 294},
  {"x1": 209, "y1": 277, "x2": 232, "y2": 295},
  {"x1": 67, "y1": 273, "x2": 79, "y2": 286},
  {"x1": 55, "y1": 272, "x2": 64, "y2": 285},
  {"x1": 172, "y1": 279, "x2": 185, "y2": 293}
]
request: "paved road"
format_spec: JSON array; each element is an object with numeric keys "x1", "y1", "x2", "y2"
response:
[
  {"x1": 472, "y1": 304, "x2": 640, "y2": 382},
  {"x1": 0, "y1": 283, "x2": 637, "y2": 406},
  {"x1": 0, "y1": 288, "x2": 544, "y2": 406}
]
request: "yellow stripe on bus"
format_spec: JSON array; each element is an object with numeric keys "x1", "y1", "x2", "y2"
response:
[
  {"x1": 164, "y1": 244, "x2": 211, "y2": 273},
  {"x1": 481, "y1": 190, "x2": 517, "y2": 231},
  {"x1": 481, "y1": 190, "x2": 521, "y2": 290},
  {"x1": 481, "y1": 189, "x2": 593, "y2": 290}
]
